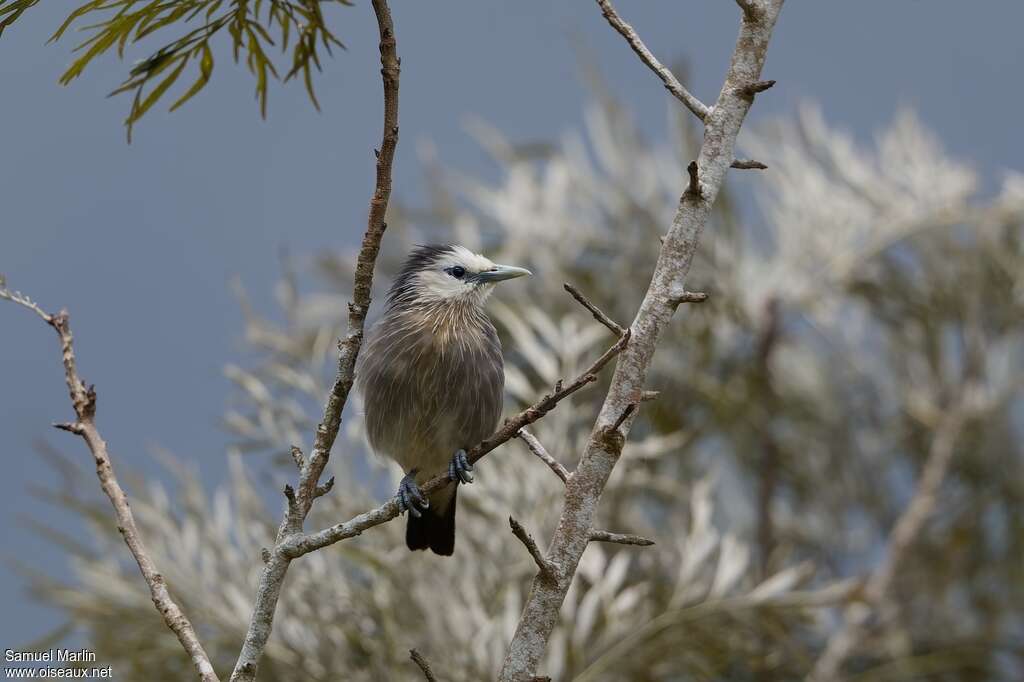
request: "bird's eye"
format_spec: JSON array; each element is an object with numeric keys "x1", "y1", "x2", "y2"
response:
[{"x1": 449, "y1": 266, "x2": 466, "y2": 279}]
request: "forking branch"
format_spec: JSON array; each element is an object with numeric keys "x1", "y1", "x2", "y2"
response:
[
  {"x1": 497, "y1": 1, "x2": 787, "y2": 678},
  {"x1": 0, "y1": 284, "x2": 219, "y2": 682}
]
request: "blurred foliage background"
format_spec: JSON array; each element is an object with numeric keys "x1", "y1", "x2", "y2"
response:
[{"x1": 16, "y1": 91, "x2": 1024, "y2": 680}]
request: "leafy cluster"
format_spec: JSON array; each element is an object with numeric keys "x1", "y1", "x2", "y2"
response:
[
  {"x1": 0, "y1": 0, "x2": 351, "y2": 139},
  {"x1": 22, "y1": 99, "x2": 1024, "y2": 680}
]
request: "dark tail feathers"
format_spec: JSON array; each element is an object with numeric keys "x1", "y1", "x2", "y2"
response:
[{"x1": 406, "y1": 486, "x2": 456, "y2": 556}]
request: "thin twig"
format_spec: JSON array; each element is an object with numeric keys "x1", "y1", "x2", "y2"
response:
[
  {"x1": 731, "y1": 159, "x2": 768, "y2": 170},
  {"x1": 594, "y1": 0, "x2": 710, "y2": 123},
  {"x1": 564, "y1": 282, "x2": 625, "y2": 336},
  {"x1": 1, "y1": 285, "x2": 219, "y2": 682},
  {"x1": 669, "y1": 290, "x2": 709, "y2": 306},
  {"x1": 229, "y1": 1, "x2": 400, "y2": 679},
  {"x1": 589, "y1": 530, "x2": 655, "y2": 546},
  {"x1": 518, "y1": 429, "x2": 570, "y2": 484},
  {"x1": 409, "y1": 649, "x2": 438, "y2": 682},
  {"x1": 741, "y1": 79, "x2": 776, "y2": 97},
  {"x1": 510, "y1": 517, "x2": 556, "y2": 577}
]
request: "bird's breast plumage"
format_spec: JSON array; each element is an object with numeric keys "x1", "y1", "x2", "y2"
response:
[{"x1": 357, "y1": 304, "x2": 504, "y2": 479}]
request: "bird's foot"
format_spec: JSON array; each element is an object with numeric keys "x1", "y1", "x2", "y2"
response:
[
  {"x1": 396, "y1": 471, "x2": 429, "y2": 518},
  {"x1": 448, "y1": 449, "x2": 474, "y2": 484}
]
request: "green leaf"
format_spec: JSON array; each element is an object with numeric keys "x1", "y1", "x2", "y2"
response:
[{"x1": 169, "y1": 42, "x2": 213, "y2": 111}]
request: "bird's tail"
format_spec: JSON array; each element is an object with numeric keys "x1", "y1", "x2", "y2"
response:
[{"x1": 406, "y1": 485, "x2": 457, "y2": 556}]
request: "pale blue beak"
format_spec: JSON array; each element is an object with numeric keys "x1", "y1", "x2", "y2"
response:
[{"x1": 476, "y1": 264, "x2": 532, "y2": 283}]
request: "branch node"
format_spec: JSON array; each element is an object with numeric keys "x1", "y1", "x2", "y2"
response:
[
  {"x1": 731, "y1": 159, "x2": 768, "y2": 170},
  {"x1": 260, "y1": 548, "x2": 271, "y2": 565},
  {"x1": 509, "y1": 516, "x2": 557, "y2": 578},
  {"x1": 684, "y1": 161, "x2": 702, "y2": 199},
  {"x1": 290, "y1": 446, "x2": 306, "y2": 471},
  {"x1": 409, "y1": 649, "x2": 438, "y2": 682},
  {"x1": 734, "y1": 0, "x2": 764, "y2": 21},
  {"x1": 741, "y1": 79, "x2": 776, "y2": 98}
]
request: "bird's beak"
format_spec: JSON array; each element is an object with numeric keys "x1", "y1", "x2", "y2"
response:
[{"x1": 477, "y1": 264, "x2": 532, "y2": 283}]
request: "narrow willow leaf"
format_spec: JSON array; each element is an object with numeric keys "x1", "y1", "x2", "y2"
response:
[
  {"x1": 169, "y1": 42, "x2": 213, "y2": 112},
  {"x1": 127, "y1": 53, "x2": 188, "y2": 124}
]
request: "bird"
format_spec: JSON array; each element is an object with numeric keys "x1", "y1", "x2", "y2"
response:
[{"x1": 356, "y1": 244, "x2": 531, "y2": 555}]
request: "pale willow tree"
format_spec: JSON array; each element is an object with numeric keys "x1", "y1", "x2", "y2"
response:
[
  {"x1": 5, "y1": 1, "x2": 1023, "y2": 681},
  {"x1": 2, "y1": 0, "x2": 797, "y2": 680},
  {"x1": 17, "y1": 97, "x2": 1024, "y2": 681}
]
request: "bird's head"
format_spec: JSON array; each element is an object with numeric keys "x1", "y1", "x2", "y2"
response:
[{"x1": 387, "y1": 244, "x2": 531, "y2": 310}]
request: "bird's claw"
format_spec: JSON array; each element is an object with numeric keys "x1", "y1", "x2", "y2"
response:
[
  {"x1": 448, "y1": 449, "x2": 474, "y2": 484},
  {"x1": 396, "y1": 471, "x2": 429, "y2": 518}
]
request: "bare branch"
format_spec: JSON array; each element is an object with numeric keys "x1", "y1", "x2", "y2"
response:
[
  {"x1": 808, "y1": 407, "x2": 969, "y2": 681},
  {"x1": 510, "y1": 517, "x2": 557, "y2": 578},
  {"x1": 589, "y1": 530, "x2": 655, "y2": 547},
  {"x1": 284, "y1": 329, "x2": 631, "y2": 557},
  {"x1": 594, "y1": 0, "x2": 710, "y2": 123},
  {"x1": 731, "y1": 159, "x2": 768, "y2": 170},
  {"x1": 229, "y1": 1, "x2": 401, "y2": 679},
  {"x1": 409, "y1": 649, "x2": 438, "y2": 682},
  {"x1": 518, "y1": 429, "x2": 570, "y2": 484},
  {"x1": 499, "y1": 1, "x2": 787, "y2": 678},
  {"x1": 1, "y1": 283, "x2": 219, "y2": 682},
  {"x1": 640, "y1": 390, "x2": 660, "y2": 402},
  {"x1": 564, "y1": 282, "x2": 625, "y2": 336}
]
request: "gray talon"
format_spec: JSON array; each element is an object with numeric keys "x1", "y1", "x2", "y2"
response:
[
  {"x1": 449, "y1": 449, "x2": 474, "y2": 484},
  {"x1": 397, "y1": 471, "x2": 428, "y2": 518}
]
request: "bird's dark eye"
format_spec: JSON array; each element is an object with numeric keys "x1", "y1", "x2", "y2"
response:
[{"x1": 448, "y1": 266, "x2": 466, "y2": 279}]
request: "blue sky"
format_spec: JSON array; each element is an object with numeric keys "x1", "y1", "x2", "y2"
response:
[{"x1": 2, "y1": 0, "x2": 1022, "y2": 648}]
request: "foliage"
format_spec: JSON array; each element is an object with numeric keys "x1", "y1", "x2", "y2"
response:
[
  {"x1": 23, "y1": 100, "x2": 1024, "y2": 680},
  {"x1": 0, "y1": 0, "x2": 351, "y2": 139}
]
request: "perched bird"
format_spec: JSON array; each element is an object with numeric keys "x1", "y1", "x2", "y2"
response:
[{"x1": 356, "y1": 244, "x2": 531, "y2": 555}]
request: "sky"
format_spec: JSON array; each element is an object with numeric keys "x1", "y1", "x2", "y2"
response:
[{"x1": 2, "y1": 0, "x2": 1023, "y2": 650}]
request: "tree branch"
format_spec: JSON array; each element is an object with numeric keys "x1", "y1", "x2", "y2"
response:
[
  {"x1": 0, "y1": 284, "x2": 219, "y2": 682},
  {"x1": 409, "y1": 649, "x2": 438, "y2": 682},
  {"x1": 518, "y1": 429, "x2": 570, "y2": 484},
  {"x1": 808, "y1": 406, "x2": 969, "y2": 681},
  {"x1": 499, "y1": 2, "x2": 787, "y2": 678},
  {"x1": 229, "y1": 1, "x2": 400, "y2": 679},
  {"x1": 594, "y1": 0, "x2": 710, "y2": 123}
]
